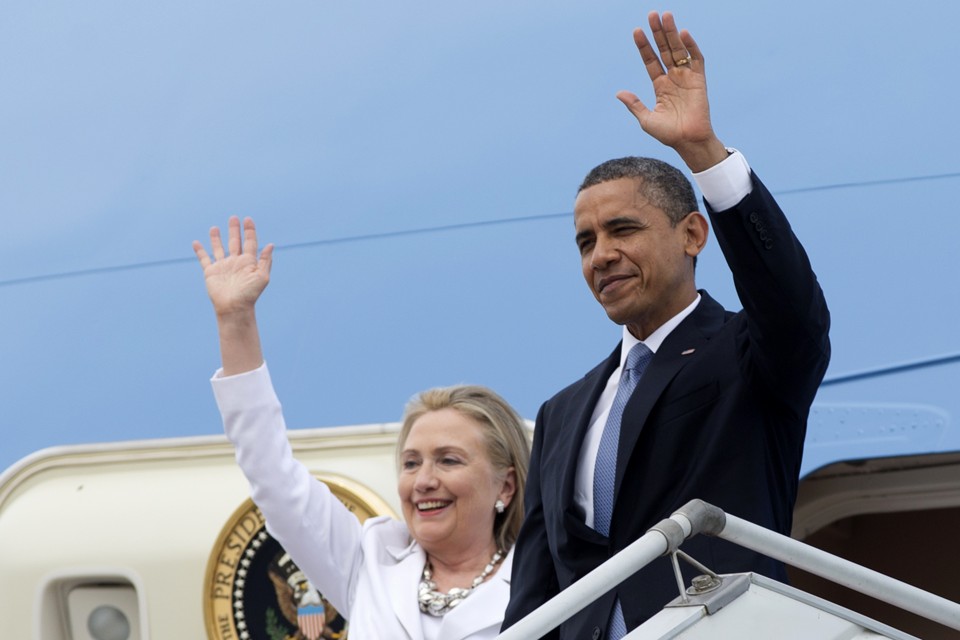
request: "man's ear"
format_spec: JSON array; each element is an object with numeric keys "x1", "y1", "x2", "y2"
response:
[{"x1": 682, "y1": 211, "x2": 709, "y2": 257}]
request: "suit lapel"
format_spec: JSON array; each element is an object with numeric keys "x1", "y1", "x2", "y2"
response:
[
  {"x1": 383, "y1": 539, "x2": 427, "y2": 640},
  {"x1": 560, "y1": 347, "x2": 621, "y2": 511},
  {"x1": 613, "y1": 292, "x2": 726, "y2": 498}
]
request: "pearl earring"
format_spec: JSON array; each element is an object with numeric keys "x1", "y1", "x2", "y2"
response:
[{"x1": 495, "y1": 499, "x2": 506, "y2": 514}]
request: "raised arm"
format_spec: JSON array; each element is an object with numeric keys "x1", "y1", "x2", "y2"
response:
[
  {"x1": 199, "y1": 220, "x2": 367, "y2": 610},
  {"x1": 192, "y1": 216, "x2": 274, "y2": 375},
  {"x1": 616, "y1": 11, "x2": 728, "y2": 173},
  {"x1": 617, "y1": 13, "x2": 830, "y2": 403}
]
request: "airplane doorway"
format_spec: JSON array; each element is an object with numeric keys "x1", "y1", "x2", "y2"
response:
[{"x1": 790, "y1": 453, "x2": 960, "y2": 639}]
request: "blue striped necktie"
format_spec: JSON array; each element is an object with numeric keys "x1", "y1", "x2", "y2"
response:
[{"x1": 593, "y1": 341, "x2": 653, "y2": 638}]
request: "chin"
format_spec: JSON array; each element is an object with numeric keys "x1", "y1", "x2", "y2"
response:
[{"x1": 603, "y1": 308, "x2": 633, "y2": 327}]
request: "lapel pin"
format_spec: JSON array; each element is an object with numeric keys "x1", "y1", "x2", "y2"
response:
[{"x1": 681, "y1": 348, "x2": 696, "y2": 356}]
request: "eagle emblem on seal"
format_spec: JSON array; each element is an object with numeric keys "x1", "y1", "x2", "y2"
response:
[{"x1": 205, "y1": 475, "x2": 394, "y2": 640}]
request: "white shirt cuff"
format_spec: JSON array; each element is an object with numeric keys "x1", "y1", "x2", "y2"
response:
[{"x1": 692, "y1": 148, "x2": 753, "y2": 211}]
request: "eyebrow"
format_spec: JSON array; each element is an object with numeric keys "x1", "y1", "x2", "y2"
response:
[
  {"x1": 575, "y1": 228, "x2": 593, "y2": 245},
  {"x1": 400, "y1": 445, "x2": 470, "y2": 457},
  {"x1": 602, "y1": 215, "x2": 645, "y2": 229}
]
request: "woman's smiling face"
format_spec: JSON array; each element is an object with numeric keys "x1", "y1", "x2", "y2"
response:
[{"x1": 398, "y1": 408, "x2": 514, "y2": 560}]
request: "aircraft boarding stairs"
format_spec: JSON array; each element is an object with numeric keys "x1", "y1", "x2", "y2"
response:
[{"x1": 496, "y1": 500, "x2": 960, "y2": 639}]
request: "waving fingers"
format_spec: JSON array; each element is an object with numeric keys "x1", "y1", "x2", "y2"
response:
[
  {"x1": 242, "y1": 216, "x2": 261, "y2": 259},
  {"x1": 192, "y1": 240, "x2": 212, "y2": 269},
  {"x1": 209, "y1": 223, "x2": 226, "y2": 261},
  {"x1": 648, "y1": 11, "x2": 701, "y2": 71},
  {"x1": 227, "y1": 215, "x2": 243, "y2": 257},
  {"x1": 632, "y1": 26, "x2": 664, "y2": 81},
  {"x1": 193, "y1": 216, "x2": 268, "y2": 270},
  {"x1": 258, "y1": 242, "x2": 275, "y2": 276}
]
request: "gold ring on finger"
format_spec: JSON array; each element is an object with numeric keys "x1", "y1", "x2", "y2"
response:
[{"x1": 674, "y1": 55, "x2": 692, "y2": 67}]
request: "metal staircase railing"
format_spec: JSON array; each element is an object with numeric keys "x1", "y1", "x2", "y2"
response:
[{"x1": 495, "y1": 499, "x2": 960, "y2": 639}]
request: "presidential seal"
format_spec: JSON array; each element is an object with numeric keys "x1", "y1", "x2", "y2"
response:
[{"x1": 204, "y1": 473, "x2": 395, "y2": 640}]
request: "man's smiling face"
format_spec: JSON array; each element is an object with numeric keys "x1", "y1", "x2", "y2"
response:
[{"x1": 574, "y1": 177, "x2": 705, "y2": 340}]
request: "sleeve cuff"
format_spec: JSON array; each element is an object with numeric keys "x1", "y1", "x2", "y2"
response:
[
  {"x1": 210, "y1": 361, "x2": 278, "y2": 415},
  {"x1": 692, "y1": 148, "x2": 753, "y2": 211}
]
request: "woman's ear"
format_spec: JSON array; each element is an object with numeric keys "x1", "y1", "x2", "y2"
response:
[{"x1": 499, "y1": 467, "x2": 517, "y2": 507}]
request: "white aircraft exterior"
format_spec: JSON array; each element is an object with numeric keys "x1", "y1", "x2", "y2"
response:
[{"x1": 3, "y1": 410, "x2": 960, "y2": 638}]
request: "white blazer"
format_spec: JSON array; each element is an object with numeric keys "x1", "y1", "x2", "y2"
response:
[{"x1": 212, "y1": 363, "x2": 512, "y2": 640}]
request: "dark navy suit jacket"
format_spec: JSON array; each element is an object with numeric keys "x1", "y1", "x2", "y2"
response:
[{"x1": 502, "y1": 173, "x2": 831, "y2": 638}]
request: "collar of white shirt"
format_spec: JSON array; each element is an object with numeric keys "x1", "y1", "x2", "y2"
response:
[{"x1": 574, "y1": 293, "x2": 701, "y2": 528}]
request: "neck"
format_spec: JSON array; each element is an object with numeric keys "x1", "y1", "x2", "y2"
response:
[
  {"x1": 425, "y1": 542, "x2": 502, "y2": 592},
  {"x1": 626, "y1": 290, "x2": 699, "y2": 341}
]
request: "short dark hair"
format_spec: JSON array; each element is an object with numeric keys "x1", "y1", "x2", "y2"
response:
[{"x1": 578, "y1": 157, "x2": 698, "y2": 227}]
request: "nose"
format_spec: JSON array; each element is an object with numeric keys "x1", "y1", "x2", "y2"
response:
[
  {"x1": 414, "y1": 462, "x2": 439, "y2": 492},
  {"x1": 591, "y1": 235, "x2": 619, "y2": 270}
]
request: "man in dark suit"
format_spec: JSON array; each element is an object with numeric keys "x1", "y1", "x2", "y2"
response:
[{"x1": 502, "y1": 11, "x2": 831, "y2": 639}]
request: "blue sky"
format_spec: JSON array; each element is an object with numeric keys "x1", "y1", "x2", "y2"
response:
[{"x1": 4, "y1": 1, "x2": 960, "y2": 474}]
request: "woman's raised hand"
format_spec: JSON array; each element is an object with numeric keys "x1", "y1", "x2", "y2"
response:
[{"x1": 193, "y1": 216, "x2": 274, "y2": 317}]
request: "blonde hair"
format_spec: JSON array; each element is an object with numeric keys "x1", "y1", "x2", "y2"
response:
[{"x1": 398, "y1": 385, "x2": 530, "y2": 551}]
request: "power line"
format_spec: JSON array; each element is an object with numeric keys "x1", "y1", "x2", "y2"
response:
[
  {"x1": 277, "y1": 211, "x2": 570, "y2": 253},
  {"x1": 0, "y1": 212, "x2": 570, "y2": 288},
  {"x1": 2, "y1": 170, "x2": 959, "y2": 289},
  {"x1": 774, "y1": 170, "x2": 960, "y2": 196}
]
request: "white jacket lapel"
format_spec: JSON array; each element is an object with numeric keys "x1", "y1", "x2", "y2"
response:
[
  {"x1": 384, "y1": 539, "x2": 427, "y2": 640},
  {"x1": 436, "y1": 548, "x2": 513, "y2": 640}
]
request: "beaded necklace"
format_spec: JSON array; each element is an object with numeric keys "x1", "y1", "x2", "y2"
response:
[{"x1": 417, "y1": 549, "x2": 505, "y2": 616}]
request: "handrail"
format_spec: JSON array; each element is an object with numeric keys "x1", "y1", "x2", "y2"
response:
[
  {"x1": 496, "y1": 501, "x2": 724, "y2": 640},
  {"x1": 496, "y1": 499, "x2": 960, "y2": 639},
  {"x1": 718, "y1": 511, "x2": 960, "y2": 630}
]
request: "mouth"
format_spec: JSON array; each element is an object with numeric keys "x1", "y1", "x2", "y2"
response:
[
  {"x1": 416, "y1": 500, "x2": 451, "y2": 513},
  {"x1": 597, "y1": 274, "x2": 631, "y2": 294}
]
